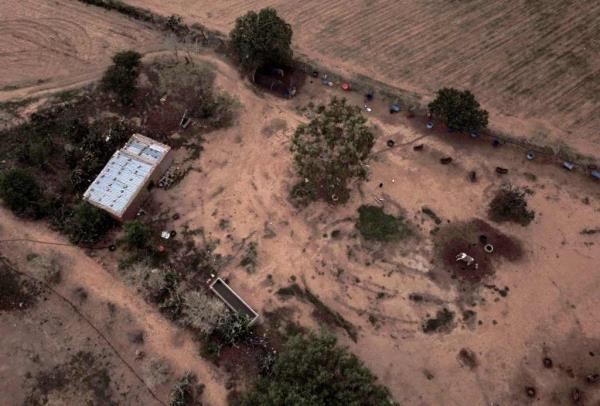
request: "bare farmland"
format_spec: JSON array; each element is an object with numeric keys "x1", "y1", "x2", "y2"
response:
[
  {"x1": 123, "y1": 0, "x2": 600, "y2": 157},
  {"x1": 0, "y1": 0, "x2": 163, "y2": 101}
]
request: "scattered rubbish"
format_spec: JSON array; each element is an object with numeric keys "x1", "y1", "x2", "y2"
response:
[
  {"x1": 571, "y1": 388, "x2": 582, "y2": 403},
  {"x1": 159, "y1": 95, "x2": 167, "y2": 103},
  {"x1": 108, "y1": 244, "x2": 117, "y2": 252},
  {"x1": 312, "y1": 70, "x2": 319, "y2": 78},
  {"x1": 170, "y1": 230, "x2": 177, "y2": 238},
  {"x1": 543, "y1": 357, "x2": 553, "y2": 368},
  {"x1": 422, "y1": 207, "x2": 442, "y2": 225},
  {"x1": 470, "y1": 131, "x2": 479, "y2": 139},
  {"x1": 495, "y1": 167, "x2": 509, "y2": 175},
  {"x1": 161, "y1": 231, "x2": 171, "y2": 240},
  {"x1": 413, "y1": 144, "x2": 424, "y2": 151},
  {"x1": 563, "y1": 161, "x2": 574, "y2": 171},
  {"x1": 426, "y1": 122, "x2": 434, "y2": 129},
  {"x1": 586, "y1": 373, "x2": 599, "y2": 384},
  {"x1": 179, "y1": 109, "x2": 190, "y2": 129},
  {"x1": 341, "y1": 82, "x2": 351, "y2": 91},
  {"x1": 468, "y1": 171, "x2": 477, "y2": 182},
  {"x1": 387, "y1": 139, "x2": 395, "y2": 148},
  {"x1": 484, "y1": 244, "x2": 494, "y2": 253},
  {"x1": 592, "y1": 170, "x2": 600, "y2": 180},
  {"x1": 526, "y1": 151, "x2": 535, "y2": 160},
  {"x1": 158, "y1": 245, "x2": 166, "y2": 252},
  {"x1": 320, "y1": 74, "x2": 333, "y2": 86},
  {"x1": 479, "y1": 235, "x2": 488, "y2": 244},
  {"x1": 389, "y1": 104, "x2": 401, "y2": 114},
  {"x1": 365, "y1": 91, "x2": 374, "y2": 101},
  {"x1": 525, "y1": 387, "x2": 537, "y2": 398},
  {"x1": 492, "y1": 138, "x2": 501, "y2": 147},
  {"x1": 581, "y1": 228, "x2": 600, "y2": 235},
  {"x1": 364, "y1": 104, "x2": 372, "y2": 112},
  {"x1": 331, "y1": 193, "x2": 339, "y2": 202},
  {"x1": 456, "y1": 252, "x2": 475, "y2": 267},
  {"x1": 440, "y1": 157, "x2": 453, "y2": 165}
]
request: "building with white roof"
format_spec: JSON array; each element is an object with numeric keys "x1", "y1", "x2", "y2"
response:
[{"x1": 83, "y1": 134, "x2": 173, "y2": 221}]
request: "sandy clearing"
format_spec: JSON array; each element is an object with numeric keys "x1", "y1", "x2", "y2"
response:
[
  {"x1": 0, "y1": 208, "x2": 227, "y2": 406},
  {"x1": 150, "y1": 52, "x2": 600, "y2": 404}
]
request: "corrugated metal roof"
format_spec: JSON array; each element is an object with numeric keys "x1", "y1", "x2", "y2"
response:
[
  {"x1": 123, "y1": 134, "x2": 169, "y2": 165},
  {"x1": 83, "y1": 134, "x2": 171, "y2": 218}
]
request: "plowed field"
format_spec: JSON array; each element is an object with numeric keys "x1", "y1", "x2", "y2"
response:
[{"x1": 124, "y1": 0, "x2": 600, "y2": 156}]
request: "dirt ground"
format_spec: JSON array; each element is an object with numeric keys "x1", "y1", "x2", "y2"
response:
[
  {"x1": 145, "y1": 53, "x2": 599, "y2": 404},
  {"x1": 122, "y1": 0, "x2": 600, "y2": 159},
  {"x1": 0, "y1": 0, "x2": 164, "y2": 103},
  {"x1": 0, "y1": 212, "x2": 228, "y2": 405},
  {"x1": 0, "y1": 4, "x2": 599, "y2": 404}
]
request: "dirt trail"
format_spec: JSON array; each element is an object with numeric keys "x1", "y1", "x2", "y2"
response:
[{"x1": 0, "y1": 208, "x2": 227, "y2": 406}]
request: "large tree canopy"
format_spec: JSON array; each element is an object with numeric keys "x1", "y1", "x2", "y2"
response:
[
  {"x1": 428, "y1": 88, "x2": 489, "y2": 132},
  {"x1": 101, "y1": 50, "x2": 142, "y2": 105},
  {"x1": 0, "y1": 168, "x2": 44, "y2": 218},
  {"x1": 239, "y1": 333, "x2": 395, "y2": 406},
  {"x1": 290, "y1": 97, "x2": 374, "y2": 205},
  {"x1": 229, "y1": 8, "x2": 293, "y2": 73}
]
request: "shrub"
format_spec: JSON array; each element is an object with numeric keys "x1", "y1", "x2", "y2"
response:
[
  {"x1": 229, "y1": 8, "x2": 293, "y2": 73},
  {"x1": 64, "y1": 202, "x2": 115, "y2": 246},
  {"x1": 240, "y1": 242, "x2": 258, "y2": 273},
  {"x1": 428, "y1": 88, "x2": 488, "y2": 132},
  {"x1": 102, "y1": 50, "x2": 142, "y2": 105},
  {"x1": 238, "y1": 332, "x2": 395, "y2": 406},
  {"x1": 422, "y1": 308, "x2": 455, "y2": 333},
  {"x1": 169, "y1": 372, "x2": 199, "y2": 406},
  {"x1": 181, "y1": 290, "x2": 227, "y2": 335},
  {"x1": 488, "y1": 185, "x2": 535, "y2": 226},
  {"x1": 290, "y1": 98, "x2": 375, "y2": 206},
  {"x1": 356, "y1": 205, "x2": 410, "y2": 242},
  {"x1": 216, "y1": 312, "x2": 253, "y2": 347},
  {"x1": 122, "y1": 220, "x2": 152, "y2": 250},
  {"x1": 0, "y1": 168, "x2": 44, "y2": 218}
]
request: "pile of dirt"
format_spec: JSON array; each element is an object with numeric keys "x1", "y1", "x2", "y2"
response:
[
  {"x1": 433, "y1": 219, "x2": 523, "y2": 285},
  {"x1": 0, "y1": 258, "x2": 41, "y2": 311}
]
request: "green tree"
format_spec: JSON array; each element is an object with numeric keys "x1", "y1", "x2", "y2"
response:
[
  {"x1": 0, "y1": 168, "x2": 44, "y2": 218},
  {"x1": 428, "y1": 88, "x2": 488, "y2": 132},
  {"x1": 239, "y1": 333, "x2": 395, "y2": 406},
  {"x1": 122, "y1": 220, "x2": 152, "y2": 250},
  {"x1": 229, "y1": 8, "x2": 293, "y2": 73},
  {"x1": 101, "y1": 50, "x2": 142, "y2": 105},
  {"x1": 290, "y1": 97, "x2": 374, "y2": 205},
  {"x1": 65, "y1": 202, "x2": 115, "y2": 246}
]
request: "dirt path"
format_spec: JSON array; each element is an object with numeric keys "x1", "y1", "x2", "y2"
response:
[{"x1": 0, "y1": 208, "x2": 227, "y2": 406}]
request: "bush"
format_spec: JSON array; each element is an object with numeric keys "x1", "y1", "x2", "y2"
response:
[
  {"x1": 239, "y1": 332, "x2": 395, "y2": 406},
  {"x1": 290, "y1": 98, "x2": 375, "y2": 206},
  {"x1": 356, "y1": 205, "x2": 410, "y2": 242},
  {"x1": 64, "y1": 202, "x2": 115, "y2": 246},
  {"x1": 102, "y1": 50, "x2": 142, "y2": 105},
  {"x1": 488, "y1": 185, "x2": 535, "y2": 226},
  {"x1": 215, "y1": 312, "x2": 252, "y2": 347},
  {"x1": 422, "y1": 308, "x2": 455, "y2": 333},
  {"x1": 240, "y1": 242, "x2": 258, "y2": 273},
  {"x1": 229, "y1": 8, "x2": 293, "y2": 73},
  {"x1": 428, "y1": 88, "x2": 488, "y2": 132},
  {"x1": 181, "y1": 290, "x2": 227, "y2": 335},
  {"x1": 0, "y1": 168, "x2": 44, "y2": 218},
  {"x1": 122, "y1": 220, "x2": 152, "y2": 250},
  {"x1": 169, "y1": 372, "x2": 199, "y2": 406}
]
